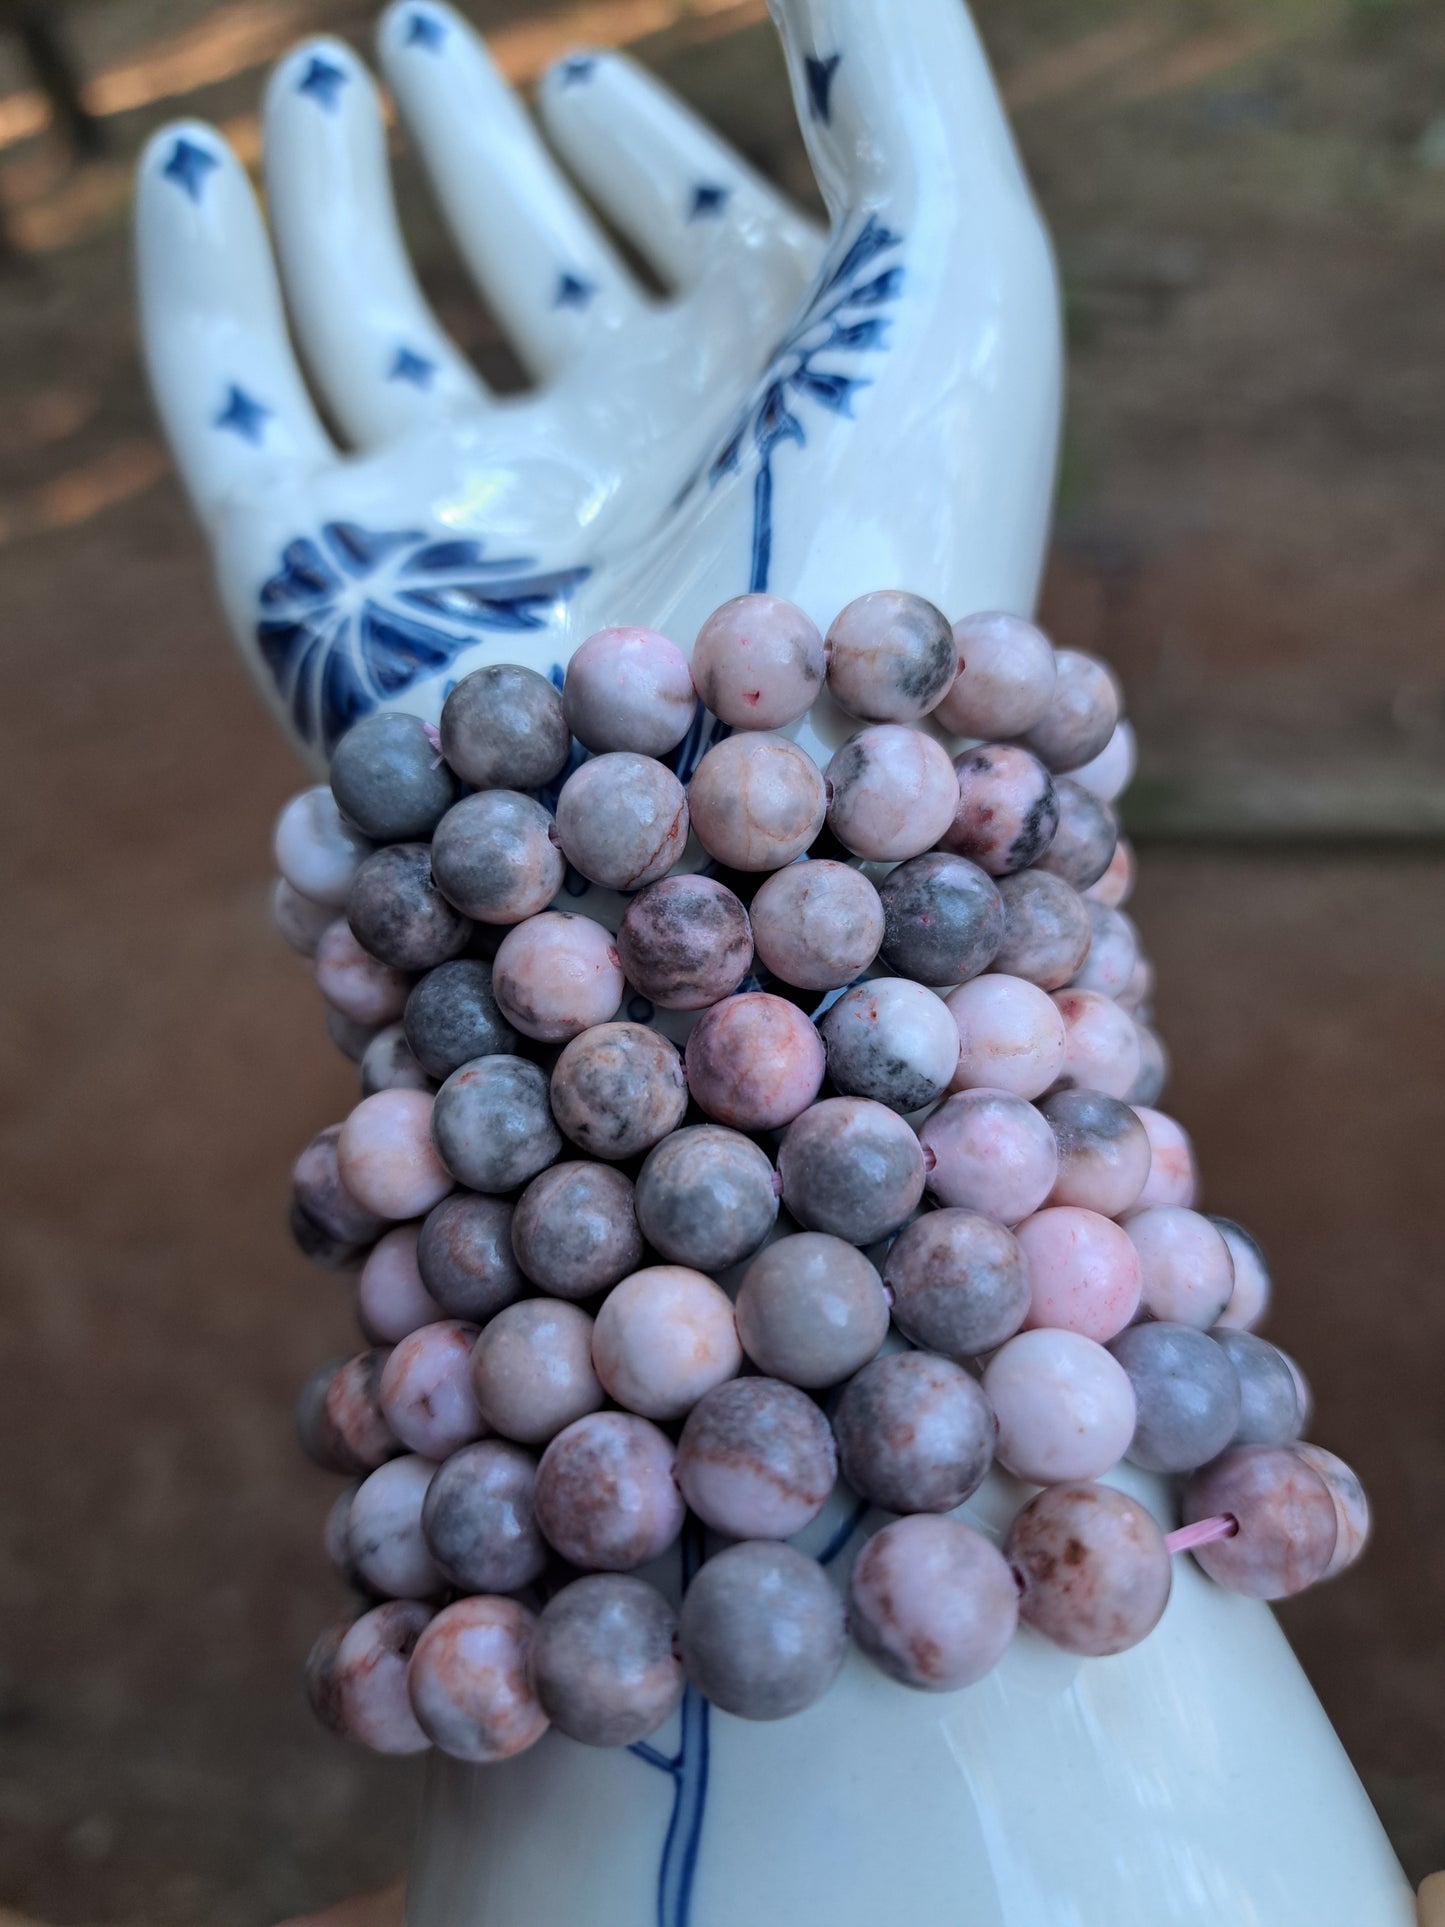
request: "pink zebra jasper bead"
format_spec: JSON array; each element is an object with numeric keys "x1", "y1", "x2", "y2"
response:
[
  {"x1": 820, "y1": 978, "x2": 961, "y2": 1114},
  {"x1": 940, "y1": 745, "x2": 1059, "y2": 877},
  {"x1": 439, "y1": 662, "x2": 570, "y2": 792},
  {"x1": 1005, "y1": 1483, "x2": 1171, "y2": 1657},
  {"x1": 325, "y1": 1007, "x2": 383, "y2": 1071},
  {"x1": 734, "y1": 1234, "x2": 889, "y2": 1389},
  {"x1": 379, "y1": 1321, "x2": 486, "y2": 1460},
  {"x1": 749, "y1": 860, "x2": 883, "y2": 990},
  {"x1": 1035, "y1": 778, "x2": 1118, "y2": 894},
  {"x1": 273, "y1": 877, "x2": 335, "y2": 957},
  {"x1": 298, "y1": 1351, "x2": 398, "y2": 1476},
  {"x1": 678, "y1": 1542, "x2": 846, "y2": 1720},
  {"x1": 778, "y1": 1095, "x2": 926, "y2": 1244},
  {"x1": 294, "y1": 1125, "x2": 388, "y2": 1248},
  {"x1": 635, "y1": 1126, "x2": 778, "y2": 1273},
  {"x1": 418, "y1": 1194, "x2": 524, "y2": 1323},
  {"x1": 616, "y1": 875, "x2": 753, "y2": 1010},
  {"x1": 492, "y1": 912, "x2": 624, "y2": 1043},
  {"x1": 591, "y1": 1266, "x2": 742, "y2": 1422},
  {"x1": 834, "y1": 1353, "x2": 996, "y2": 1514},
  {"x1": 535, "y1": 1412, "x2": 686, "y2": 1570},
  {"x1": 530, "y1": 1575, "x2": 685, "y2": 1747},
  {"x1": 1086, "y1": 837, "x2": 1135, "y2": 910},
  {"x1": 824, "y1": 590, "x2": 957, "y2": 723},
  {"x1": 1127, "y1": 1026, "x2": 1169, "y2": 1109},
  {"x1": 937, "y1": 612, "x2": 1057, "y2": 738},
  {"x1": 1019, "y1": 649, "x2": 1121, "y2": 774},
  {"x1": 984, "y1": 1329, "x2": 1137, "y2": 1484},
  {"x1": 824, "y1": 726, "x2": 959, "y2": 862},
  {"x1": 338, "y1": 1090, "x2": 452, "y2": 1220},
  {"x1": 550, "y1": 1022, "x2": 687, "y2": 1160},
  {"x1": 1182, "y1": 1445, "x2": 1339, "y2": 1598},
  {"x1": 1068, "y1": 904, "x2": 1139, "y2": 1001},
  {"x1": 1211, "y1": 1217, "x2": 1272, "y2": 1330},
  {"x1": 315, "y1": 919, "x2": 411, "y2": 1026},
  {"x1": 992, "y1": 871, "x2": 1093, "y2": 991},
  {"x1": 430, "y1": 791, "x2": 564, "y2": 926},
  {"x1": 421, "y1": 1440, "x2": 546, "y2": 1594},
  {"x1": 512, "y1": 1162, "x2": 643, "y2": 1299},
  {"x1": 1017, "y1": 1205, "x2": 1142, "y2": 1342},
  {"x1": 946, "y1": 974, "x2": 1067, "y2": 1101},
  {"x1": 850, "y1": 1515, "x2": 1019, "y2": 1691},
  {"x1": 305, "y1": 1622, "x2": 351, "y2": 1736},
  {"x1": 347, "y1": 843, "x2": 471, "y2": 973},
  {"x1": 1125, "y1": 1206, "x2": 1235, "y2": 1329},
  {"x1": 360, "y1": 1024, "x2": 432, "y2": 1097},
  {"x1": 1292, "y1": 1444, "x2": 1371, "y2": 1577},
  {"x1": 1072, "y1": 720, "x2": 1137, "y2": 804},
  {"x1": 359, "y1": 1227, "x2": 443, "y2": 1344},
  {"x1": 1052, "y1": 989, "x2": 1142, "y2": 1100},
  {"x1": 470, "y1": 1300, "x2": 604, "y2": 1446},
  {"x1": 348, "y1": 1455, "x2": 443, "y2": 1599},
  {"x1": 555, "y1": 754, "x2": 689, "y2": 892},
  {"x1": 334, "y1": 1602, "x2": 434, "y2": 1754},
  {"x1": 677, "y1": 1378, "x2": 837, "y2": 1539},
  {"x1": 1134, "y1": 1108, "x2": 1199, "y2": 1208},
  {"x1": 563, "y1": 626, "x2": 696, "y2": 756},
  {"x1": 408, "y1": 1597, "x2": 548, "y2": 1764},
  {"x1": 274, "y1": 785, "x2": 374, "y2": 908},
  {"x1": 883, "y1": 1210, "x2": 1030, "y2": 1361},
  {"x1": 688, "y1": 732, "x2": 827, "y2": 871},
  {"x1": 919, "y1": 1089, "x2": 1059, "y2": 1225},
  {"x1": 1039, "y1": 1088, "x2": 1152, "y2": 1218},
  {"x1": 690, "y1": 593, "x2": 826, "y2": 730},
  {"x1": 684, "y1": 993, "x2": 825, "y2": 1129}
]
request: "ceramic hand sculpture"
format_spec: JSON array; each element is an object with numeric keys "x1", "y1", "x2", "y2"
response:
[{"x1": 135, "y1": 2, "x2": 1414, "y2": 1923}]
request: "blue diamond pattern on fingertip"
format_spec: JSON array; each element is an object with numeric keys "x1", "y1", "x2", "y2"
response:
[
  {"x1": 161, "y1": 136, "x2": 219, "y2": 202},
  {"x1": 404, "y1": 8, "x2": 447, "y2": 49},
  {"x1": 214, "y1": 385, "x2": 271, "y2": 444},
  {"x1": 688, "y1": 183, "x2": 731, "y2": 221},
  {"x1": 557, "y1": 54, "x2": 597, "y2": 86},
  {"x1": 554, "y1": 271, "x2": 598, "y2": 311},
  {"x1": 805, "y1": 52, "x2": 842, "y2": 124},
  {"x1": 297, "y1": 54, "x2": 349, "y2": 109},
  {"x1": 389, "y1": 346, "x2": 438, "y2": 387}
]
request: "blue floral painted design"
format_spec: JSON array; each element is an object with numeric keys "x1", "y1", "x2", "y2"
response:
[
  {"x1": 805, "y1": 52, "x2": 842, "y2": 124},
  {"x1": 162, "y1": 135, "x2": 218, "y2": 202},
  {"x1": 297, "y1": 54, "x2": 349, "y2": 110},
  {"x1": 215, "y1": 384, "x2": 271, "y2": 444},
  {"x1": 256, "y1": 524, "x2": 589, "y2": 752}
]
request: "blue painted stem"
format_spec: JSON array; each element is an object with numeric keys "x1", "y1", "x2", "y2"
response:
[
  {"x1": 629, "y1": 1522, "x2": 712, "y2": 1927},
  {"x1": 750, "y1": 461, "x2": 774, "y2": 593}
]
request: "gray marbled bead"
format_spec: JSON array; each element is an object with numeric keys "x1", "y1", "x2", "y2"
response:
[
  {"x1": 417, "y1": 1193, "x2": 525, "y2": 1323},
  {"x1": 332, "y1": 1600, "x2": 434, "y2": 1754},
  {"x1": 878, "y1": 852, "x2": 1005, "y2": 987},
  {"x1": 824, "y1": 591, "x2": 957, "y2": 723},
  {"x1": 290, "y1": 1196, "x2": 368, "y2": 1272},
  {"x1": 1182, "y1": 1445, "x2": 1338, "y2": 1598},
  {"x1": 1036, "y1": 777, "x2": 1119, "y2": 891},
  {"x1": 1038, "y1": 1087, "x2": 1152, "y2": 1219},
  {"x1": 325, "y1": 1005, "x2": 385, "y2": 1067},
  {"x1": 615, "y1": 875, "x2": 753, "y2": 1011},
  {"x1": 431, "y1": 1055, "x2": 562, "y2": 1194},
  {"x1": 941, "y1": 744, "x2": 1059, "y2": 877},
  {"x1": 530, "y1": 1575, "x2": 685, "y2": 1747},
  {"x1": 555, "y1": 753, "x2": 689, "y2": 891},
  {"x1": 1211, "y1": 1328, "x2": 1305, "y2": 1446},
  {"x1": 293, "y1": 1125, "x2": 388, "y2": 1246},
  {"x1": 273, "y1": 877, "x2": 336, "y2": 956},
  {"x1": 819, "y1": 978, "x2": 961, "y2": 1113},
  {"x1": 778, "y1": 1097, "x2": 926, "y2": 1246},
  {"x1": 404, "y1": 960, "x2": 517, "y2": 1080},
  {"x1": 748, "y1": 860, "x2": 884, "y2": 990},
  {"x1": 634, "y1": 1126, "x2": 779, "y2": 1272},
  {"x1": 330, "y1": 711, "x2": 459, "y2": 842},
  {"x1": 305, "y1": 1621, "x2": 352, "y2": 1736},
  {"x1": 734, "y1": 1234, "x2": 889, "y2": 1388},
  {"x1": 833, "y1": 1352, "x2": 995, "y2": 1514},
  {"x1": 549, "y1": 1022, "x2": 687, "y2": 1160},
  {"x1": 512, "y1": 1161, "x2": 643, "y2": 1298},
  {"x1": 439, "y1": 663, "x2": 570, "y2": 791},
  {"x1": 677, "y1": 1378, "x2": 838, "y2": 1540},
  {"x1": 678, "y1": 1542, "x2": 846, "y2": 1720},
  {"x1": 360, "y1": 1023, "x2": 433, "y2": 1096},
  {"x1": 421, "y1": 1438, "x2": 547, "y2": 1593},
  {"x1": 1127, "y1": 1026, "x2": 1169, "y2": 1107},
  {"x1": 297, "y1": 1351, "x2": 399, "y2": 1475},
  {"x1": 347, "y1": 844, "x2": 471, "y2": 972},
  {"x1": 883, "y1": 1210, "x2": 1030, "y2": 1360},
  {"x1": 991, "y1": 869, "x2": 1093, "y2": 990},
  {"x1": 1018, "y1": 651, "x2": 1121, "y2": 774},
  {"x1": 1109, "y1": 1322, "x2": 1243, "y2": 1473},
  {"x1": 1005, "y1": 1481, "x2": 1171, "y2": 1656},
  {"x1": 430, "y1": 791, "x2": 565, "y2": 926}
]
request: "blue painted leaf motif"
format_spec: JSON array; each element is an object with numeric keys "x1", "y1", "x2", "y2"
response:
[
  {"x1": 256, "y1": 523, "x2": 589, "y2": 752},
  {"x1": 805, "y1": 52, "x2": 842, "y2": 124},
  {"x1": 297, "y1": 54, "x2": 349, "y2": 109},
  {"x1": 162, "y1": 136, "x2": 218, "y2": 202},
  {"x1": 389, "y1": 345, "x2": 437, "y2": 388},
  {"x1": 214, "y1": 385, "x2": 272, "y2": 444},
  {"x1": 403, "y1": 8, "x2": 447, "y2": 49}
]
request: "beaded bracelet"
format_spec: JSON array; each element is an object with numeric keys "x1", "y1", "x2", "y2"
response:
[{"x1": 272, "y1": 589, "x2": 1369, "y2": 1761}]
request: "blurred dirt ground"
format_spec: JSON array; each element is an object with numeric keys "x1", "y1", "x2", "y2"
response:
[{"x1": 0, "y1": 0, "x2": 1442, "y2": 1921}]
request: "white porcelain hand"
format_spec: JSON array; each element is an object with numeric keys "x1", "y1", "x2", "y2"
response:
[{"x1": 134, "y1": 0, "x2": 1060, "y2": 768}]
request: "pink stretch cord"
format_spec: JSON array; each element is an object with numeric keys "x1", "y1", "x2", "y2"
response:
[{"x1": 1165, "y1": 1514, "x2": 1238, "y2": 1556}]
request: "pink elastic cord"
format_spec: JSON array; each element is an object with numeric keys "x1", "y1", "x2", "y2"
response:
[
  {"x1": 1165, "y1": 1514, "x2": 1238, "y2": 1556},
  {"x1": 422, "y1": 721, "x2": 445, "y2": 769}
]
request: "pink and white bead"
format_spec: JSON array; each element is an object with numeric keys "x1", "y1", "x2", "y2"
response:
[
  {"x1": 687, "y1": 732, "x2": 827, "y2": 871},
  {"x1": 1085, "y1": 836, "x2": 1135, "y2": 909},
  {"x1": 1212, "y1": 1217, "x2": 1272, "y2": 1330},
  {"x1": 347, "y1": 1455, "x2": 442, "y2": 1598},
  {"x1": 684, "y1": 992, "x2": 825, "y2": 1129},
  {"x1": 407, "y1": 1596, "x2": 548, "y2": 1764},
  {"x1": 534, "y1": 1412, "x2": 686, "y2": 1571},
  {"x1": 273, "y1": 877, "x2": 336, "y2": 957},
  {"x1": 274, "y1": 785, "x2": 374, "y2": 907},
  {"x1": 676, "y1": 1377, "x2": 837, "y2": 1540},
  {"x1": 315, "y1": 919, "x2": 411, "y2": 1026},
  {"x1": 1071, "y1": 719, "x2": 1137, "y2": 804},
  {"x1": 1051, "y1": 988, "x2": 1142, "y2": 1100},
  {"x1": 689, "y1": 593, "x2": 826, "y2": 729},
  {"x1": 470, "y1": 1300, "x2": 604, "y2": 1446},
  {"x1": 1039, "y1": 1087, "x2": 1153, "y2": 1217},
  {"x1": 337, "y1": 1089, "x2": 452, "y2": 1220},
  {"x1": 823, "y1": 725, "x2": 959, "y2": 862},
  {"x1": 749, "y1": 860, "x2": 884, "y2": 990},
  {"x1": 1006, "y1": 1482, "x2": 1171, "y2": 1657},
  {"x1": 1293, "y1": 1444, "x2": 1371, "y2": 1577},
  {"x1": 824, "y1": 590, "x2": 957, "y2": 724},
  {"x1": 1134, "y1": 1107, "x2": 1199, "y2": 1208},
  {"x1": 562, "y1": 626, "x2": 696, "y2": 756},
  {"x1": 849, "y1": 1515, "x2": 1018, "y2": 1691},
  {"x1": 1125, "y1": 1206, "x2": 1235, "y2": 1328},
  {"x1": 334, "y1": 1602, "x2": 433, "y2": 1754},
  {"x1": 358, "y1": 1226, "x2": 445, "y2": 1343},
  {"x1": 983, "y1": 1328, "x2": 1137, "y2": 1483},
  {"x1": 379, "y1": 1321, "x2": 486, "y2": 1460},
  {"x1": 1182, "y1": 1445, "x2": 1338, "y2": 1599},
  {"x1": 945, "y1": 974, "x2": 1067, "y2": 1100},
  {"x1": 491, "y1": 912, "x2": 624, "y2": 1043},
  {"x1": 1068, "y1": 904, "x2": 1139, "y2": 1000},
  {"x1": 918, "y1": 1089, "x2": 1059, "y2": 1224},
  {"x1": 1017, "y1": 1206, "x2": 1142, "y2": 1342},
  {"x1": 554, "y1": 753, "x2": 689, "y2": 892},
  {"x1": 938, "y1": 744, "x2": 1058, "y2": 878},
  {"x1": 1019, "y1": 649, "x2": 1121, "y2": 774},
  {"x1": 935, "y1": 612, "x2": 1057, "y2": 738},
  {"x1": 591, "y1": 1265, "x2": 742, "y2": 1422}
]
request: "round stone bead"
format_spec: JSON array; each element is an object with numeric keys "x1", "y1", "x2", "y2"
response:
[
  {"x1": 690, "y1": 593, "x2": 826, "y2": 730},
  {"x1": 992, "y1": 870, "x2": 1093, "y2": 990},
  {"x1": 1280, "y1": 1351, "x2": 1313, "y2": 1434},
  {"x1": 325, "y1": 1007, "x2": 383, "y2": 1069},
  {"x1": 297, "y1": 1351, "x2": 398, "y2": 1475},
  {"x1": 430, "y1": 791, "x2": 565, "y2": 926},
  {"x1": 554, "y1": 753, "x2": 689, "y2": 891},
  {"x1": 290, "y1": 1194, "x2": 369, "y2": 1273},
  {"x1": 1036, "y1": 777, "x2": 1119, "y2": 892},
  {"x1": 778, "y1": 1096, "x2": 926, "y2": 1245},
  {"x1": 491, "y1": 912, "x2": 624, "y2": 1043},
  {"x1": 535, "y1": 1412, "x2": 686, "y2": 1570},
  {"x1": 883, "y1": 1210, "x2": 1030, "y2": 1360},
  {"x1": 1039, "y1": 1088, "x2": 1152, "y2": 1217},
  {"x1": 878, "y1": 852, "x2": 1005, "y2": 987},
  {"x1": 678, "y1": 1542, "x2": 846, "y2": 1720},
  {"x1": 1133, "y1": 1107, "x2": 1199, "y2": 1208},
  {"x1": 935, "y1": 611, "x2": 1057, "y2": 738},
  {"x1": 1292, "y1": 1444, "x2": 1370, "y2": 1578},
  {"x1": 1108, "y1": 1321, "x2": 1243, "y2": 1473},
  {"x1": 1005, "y1": 1482, "x2": 1171, "y2": 1657},
  {"x1": 421, "y1": 1439, "x2": 546, "y2": 1594},
  {"x1": 749, "y1": 861, "x2": 883, "y2": 990},
  {"x1": 983, "y1": 1329, "x2": 1137, "y2": 1483},
  {"x1": 1116, "y1": 952, "x2": 1154, "y2": 1017},
  {"x1": 360, "y1": 1023, "x2": 433, "y2": 1097},
  {"x1": 1182, "y1": 1445, "x2": 1338, "y2": 1598},
  {"x1": 430, "y1": 1055, "x2": 561, "y2": 1194},
  {"x1": 347, "y1": 844, "x2": 471, "y2": 972},
  {"x1": 1069, "y1": 903, "x2": 1139, "y2": 1000},
  {"x1": 294, "y1": 1125, "x2": 389, "y2": 1246},
  {"x1": 687, "y1": 733, "x2": 827, "y2": 871},
  {"x1": 615, "y1": 875, "x2": 753, "y2": 1010},
  {"x1": 684, "y1": 993, "x2": 825, "y2": 1129},
  {"x1": 1017, "y1": 1205, "x2": 1142, "y2": 1342},
  {"x1": 591, "y1": 1266, "x2": 742, "y2": 1421},
  {"x1": 471, "y1": 1300, "x2": 604, "y2": 1445},
  {"x1": 531, "y1": 1575, "x2": 684, "y2": 1746},
  {"x1": 1072, "y1": 719, "x2": 1137, "y2": 804},
  {"x1": 919, "y1": 1089, "x2": 1059, "y2": 1225},
  {"x1": 850, "y1": 1515, "x2": 1019, "y2": 1691},
  {"x1": 1126, "y1": 1206, "x2": 1235, "y2": 1328},
  {"x1": 273, "y1": 877, "x2": 336, "y2": 956},
  {"x1": 338, "y1": 1090, "x2": 453, "y2": 1220},
  {"x1": 379, "y1": 1320, "x2": 486, "y2": 1459},
  {"x1": 549, "y1": 1022, "x2": 687, "y2": 1160},
  {"x1": 1019, "y1": 650, "x2": 1121, "y2": 774},
  {"x1": 439, "y1": 663, "x2": 570, "y2": 791},
  {"x1": 408, "y1": 1596, "x2": 548, "y2": 1764},
  {"x1": 678, "y1": 1378, "x2": 837, "y2": 1539},
  {"x1": 358, "y1": 1226, "x2": 444, "y2": 1343},
  {"x1": 1052, "y1": 989, "x2": 1142, "y2": 1099},
  {"x1": 946, "y1": 974, "x2": 1067, "y2": 1101},
  {"x1": 834, "y1": 1352, "x2": 996, "y2": 1513},
  {"x1": 1211, "y1": 1217, "x2": 1272, "y2": 1330},
  {"x1": 403, "y1": 960, "x2": 516, "y2": 1081},
  {"x1": 824, "y1": 726, "x2": 959, "y2": 862},
  {"x1": 563, "y1": 626, "x2": 696, "y2": 756},
  {"x1": 330, "y1": 711, "x2": 459, "y2": 842},
  {"x1": 819, "y1": 979, "x2": 960, "y2": 1114},
  {"x1": 333, "y1": 1601, "x2": 434, "y2": 1754},
  {"x1": 635, "y1": 1126, "x2": 779, "y2": 1272},
  {"x1": 305, "y1": 1621, "x2": 351, "y2": 1735},
  {"x1": 1126, "y1": 1026, "x2": 1169, "y2": 1108},
  {"x1": 940, "y1": 745, "x2": 1059, "y2": 877},
  {"x1": 1211, "y1": 1328, "x2": 1304, "y2": 1446},
  {"x1": 824, "y1": 590, "x2": 957, "y2": 723},
  {"x1": 512, "y1": 1162, "x2": 643, "y2": 1298},
  {"x1": 348, "y1": 1455, "x2": 442, "y2": 1598},
  {"x1": 1086, "y1": 836, "x2": 1135, "y2": 909},
  {"x1": 417, "y1": 1193, "x2": 524, "y2": 1322},
  {"x1": 275, "y1": 786, "x2": 375, "y2": 908},
  {"x1": 315, "y1": 919, "x2": 412, "y2": 1026},
  {"x1": 734, "y1": 1234, "x2": 888, "y2": 1388}
]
